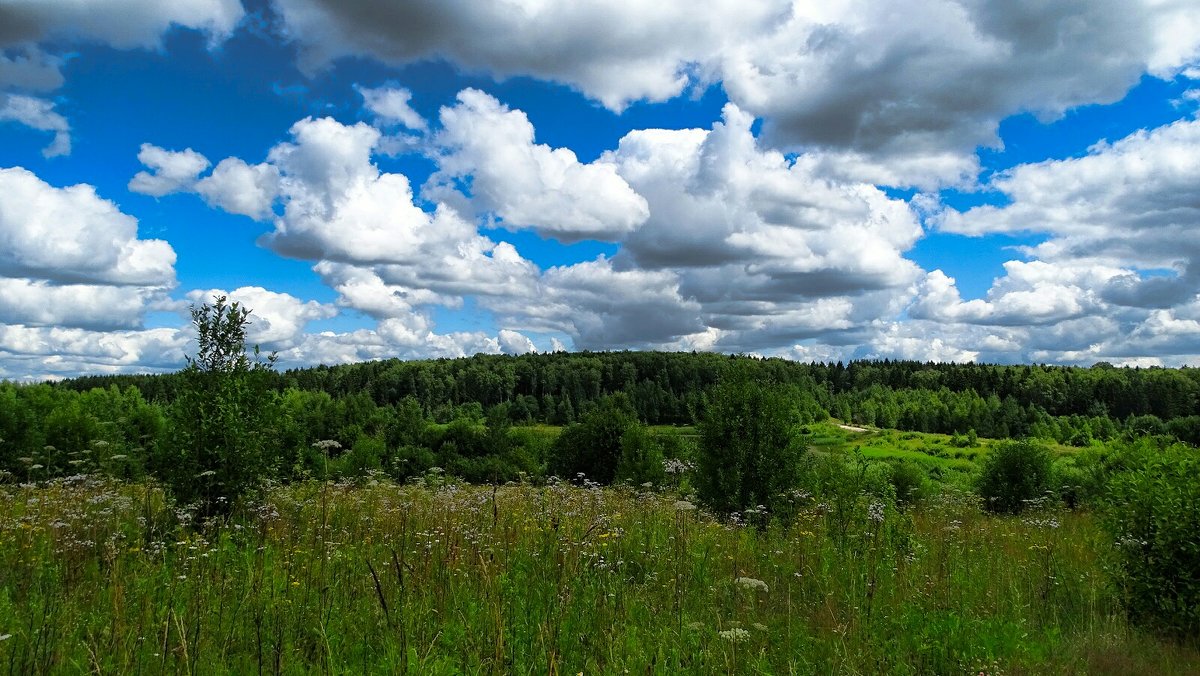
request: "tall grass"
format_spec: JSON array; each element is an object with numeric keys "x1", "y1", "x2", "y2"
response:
[{"x1": 0, "y1": 475, "x2": 1196, "y2": 674}]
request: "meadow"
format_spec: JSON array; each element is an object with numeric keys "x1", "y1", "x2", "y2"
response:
[{"x1": 2, "y1": 469, "x2": 1198, "y2": 674}]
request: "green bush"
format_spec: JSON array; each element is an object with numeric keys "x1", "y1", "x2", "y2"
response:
[
  {"x1": 614, "y1": 425, "x2": 665, "y2": 486},
  {"x1": 975, "y1": 440, "x2": 1053, "y2": 514},
  {"x1": 154, "y1": 297, "x2": 278, "y2": 518},
  {"x1": 1100, "y1": 443, "x2": 1200, "y2": 637},
  {"x1": 696, "y1": 377, "x2": 805, "y2": 518},
  {"x1": 888, "y1": 460, "x2": 928, "y2": 507},
  {"x1": 550, "y1": 394, "x2": 638, "y2": 484}
]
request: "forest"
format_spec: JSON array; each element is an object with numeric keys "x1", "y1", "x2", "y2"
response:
[{"x1": 5, "y1": 348, "x2": 1198, "y2": 486}]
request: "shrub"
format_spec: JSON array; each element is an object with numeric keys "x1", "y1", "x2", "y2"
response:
[
  {"x1": 549, "y1": 394, "x2": 638, "y2": 484},
  {"x1": 696, "y1": 377, "x2": 805, "y2": 518},
  {"x1": 154, "y1": 297, "x2": 278, "y2": 518},
  {"x1": 614, "y1": 425, "x2": 665, "y2": 486},
  {"x1": 888, "y1": 460, "x2": 928, "y2": 507},
  {"x1": 1100, "y1": 443, "x2": 1200, "y2": 637},
  {"x1": 975, "y1": 440, "x2": 1053, "y2": 514}
]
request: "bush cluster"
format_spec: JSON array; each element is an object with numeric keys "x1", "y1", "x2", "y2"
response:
[{"x1": 1100, "y1": 443, "x2": 1200, "y2": 638}]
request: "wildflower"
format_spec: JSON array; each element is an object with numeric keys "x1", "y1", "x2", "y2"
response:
[
  {"x1": 868, "y1": 501, "x2": 886, "y2": 524},
  {"x1": 663, "y1": 458, "x2": 694, "y2": 475},
  {"x1": 735, "y1": 576, "x2": 769, "y2": 593},
  {"x1": 673, "y1": 500, "x2": 696, "y2": 512},
  {"x1": 0, "y1": 634, "x2": 10, "y2": 641},
  {"x1": 719, "y1": 628, "x2": 751, "y2": 643}
]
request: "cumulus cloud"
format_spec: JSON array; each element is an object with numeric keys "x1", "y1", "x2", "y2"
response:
[
  {"x1": 0, "y1": 93, "x2": 69, "y2": 156},
  {"x1": 195, "y1": 158, "x2": 280, "y2": 219},
  {"x1": 0, "y1": 279, "x2": 169, "y2": 330},
  {"x1": 184, "y1": 286, "x2": 336, "y2": 351},
  {"x1": 910, "y1": 264, "x2": 1115, "y2": 327},
  {"x1": 931, "y1": 117, "x2": 1200, "y2": 325},
  {"x1": 0, "y1": 0, "x2": 242, "y2": 51},
  {"x1": 178, "y1": 114, "x2": 544, "y2": 308},
  {"x1": 128, "y1": 144, "x2": 210, "y2": 196},
  {"x1": 938, "y1": 118, "x2": 1200, "y2": 269},
  {"x1": 271, "y1": 0, "x2": 1200, "y2": 187},
  {"x1": 357, "y1": 84, "x2": 426, "y2": 131},
  {"x1": 272, "y1": 0, "x2": 781, "y2": 111},
  {"x1": 898, "y1": 115, "x2": 1200, "y2": 365},
  {"x1": 580, "y1": 103, "x2": 922, "y2": 352},
  {"x1": 0, "y1": 167, "x2": 175, "y2": 286},
  {"x1": 425, "y1": 89, "x2": 649, "y2": 243},
  {"x1": 529, "y1": 258, "x2": 703, "y2": 349},
  {"x1": 0, "y1": 324, "x2": 188, "y2": 379},
  {"x1": 0, "y1": 163, "x2": 179, "y2": 376},
  {"x1": 869, "y1": 323, "x2": 981, "y2": 363},
  {"x1": 497, "y1": 329, "x2": 536, "y2": 355}
]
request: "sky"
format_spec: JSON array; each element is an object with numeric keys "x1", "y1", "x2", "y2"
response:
[{"x1": 1, "y1": 0, "x2": 1200, "y2": 381}]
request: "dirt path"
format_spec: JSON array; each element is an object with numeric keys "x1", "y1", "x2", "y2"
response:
[{"x1": 837, "y1": 423, "x2": 870, "y2": 433}]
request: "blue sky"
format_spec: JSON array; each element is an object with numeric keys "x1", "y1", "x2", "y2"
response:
[{"x1": 1, "y1": 0, "x2": 1199, "y2": 379}]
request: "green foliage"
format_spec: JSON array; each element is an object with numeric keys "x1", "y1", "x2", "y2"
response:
[
  {"x1": 888, "y1": 460, "x2": 929, "y2": 507},
  {"x1": 613, "y1": 424, "x2": 665, "y2": 486},
  {"x1": 155, "y1": 296, "x2": 277, "y2": 517},
  {"x1": 696, "y1": 377, "x2": 805, "y2": 517},
  {"x1": 1100, "y1": 443, "x2": 1200, "y2": 638},
  {"x1": 975, "y1": 440, "x2": 1054, "y2": 514},
  {"x1": 550, "y1": 394, "x2": 639, "y2": 484}
]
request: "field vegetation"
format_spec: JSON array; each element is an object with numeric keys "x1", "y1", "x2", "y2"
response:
[{"x1": 1, "y1": 299, "x2": 1199, "y2": 672}]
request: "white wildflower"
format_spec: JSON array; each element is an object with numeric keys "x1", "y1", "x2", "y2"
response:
[
  {"x1": 673, "y1": 500, "x2": 696, "y2": 512},
  {"x1": 735, "y1": 576, "x2": 769, "y2": 593},
  {"x1": 868, "y1": 501, "x2": 886, "y2": 524},
  {"x1": 719, "y1": 628, "x2": 751, "y2": 643}
]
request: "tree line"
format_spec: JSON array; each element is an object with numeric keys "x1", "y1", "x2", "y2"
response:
[{"x1": 52, "y1": 350, "x2": 1200, "y2": 440}]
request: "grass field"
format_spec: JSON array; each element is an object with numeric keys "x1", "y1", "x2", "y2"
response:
[{"x1": 2, "y1": 474, "x2": 1197, "y2": 674}]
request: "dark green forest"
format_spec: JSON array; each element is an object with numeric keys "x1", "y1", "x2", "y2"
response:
[{"x1": 3, "y1": 351, "x2": 1198, "y2": 486}]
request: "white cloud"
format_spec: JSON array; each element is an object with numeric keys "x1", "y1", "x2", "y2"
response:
[
  {"x1": 186, "y1": 115, "x2": 544, "y2": 310},
  {"x1": 272, "y1": 0, "x2": 781, "y2": 111},
  {"x1": 0, "y1": 93, "x2": 69, "y2": 156},
  {"x1": 184, "y1": 286, "x2": 336, "y2": 351},
  {"x1": 0, "y1": 167, "x2": 180, "y2": 373},
  {"x1": 497, "y1": 329, "x2": 536, "y2": 355},
  {"x1": 590, "y1": 103, "x2": 921, "y2": 352},
  {"x1": 0, "y1": 325, "x2": 188, "y2": 379},
  {"x1": 425, "y1": 88, "x2": 649, "y2": 243},
  {"x1": 271, "y1": 1, "x2": 1200, "y2": 187},
  {"x1": 0, "y1": 0, "x2": 243, "y2": 52},
  {"x1": 128, "y1": 143, "x2": 210, "y2": 196},
  {"x1": 938, "y1": 118, "x2": 1200, "y2": 245},
  {"x1": 195, "y1": 158, "x2": 280, "y2": 219},
  {"x1": 357, "y1": 84, "x2": 426, "y2": 131},
  {"x1": 533, "y1": 258, "x2": 703, "y2": 349},
  {"x1": 868, "y1": 322, "x2": 980, "y2": 363},
  {"x1": 0, "y1": 279, "x2": 167, "y2": 330},
  {"x1": 933, "y1": 117, "x2": 1200, "y2": 328},
  {"x1": 0, "y1": 167, "x2": 175, "y2": 286},
  {"x1": 909, "y1": 264, "x2": 1118, "y2": 327}
]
